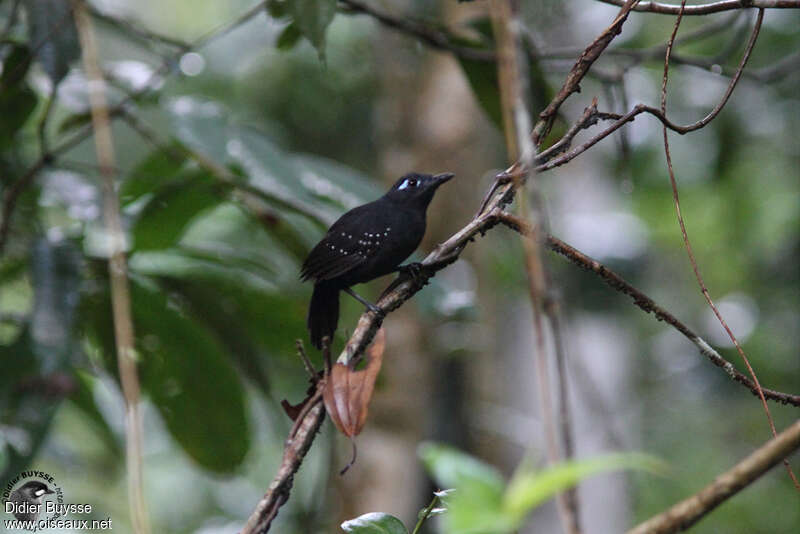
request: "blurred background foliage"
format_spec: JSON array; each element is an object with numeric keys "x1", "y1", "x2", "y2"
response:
[{"x1": 0, "y1": 1, "x2": 798, "y2": 533}]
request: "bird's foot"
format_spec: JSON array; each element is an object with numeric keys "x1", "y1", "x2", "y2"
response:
[
  {"x1": 398, "y1": 262, "x2": 425, "y2": 285},
  {"x1": 343, "y1": 287, "x2": 385, "y2": 317},
  {"x1": 366, "y1": 302, "x2": 384, "y2": 317}
]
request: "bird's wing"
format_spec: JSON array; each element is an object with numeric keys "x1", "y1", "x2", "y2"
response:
[
  {"x1": 300, "y1": 235, "x2": 368, "y2": 282},
  {"x1": 300, "y1": 203, "x2": 386, "y2": 282}
]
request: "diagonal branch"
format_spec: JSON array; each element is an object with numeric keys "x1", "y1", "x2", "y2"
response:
[
  {"x1": 626, "y1": 419, "x2": 800, "y2": 534},
  {"x1": 244, "y1": 206, "x2": 800, "y2": 532},
  {"x1": 495, "y1": 212, "x2": 800, "y2": 407}
]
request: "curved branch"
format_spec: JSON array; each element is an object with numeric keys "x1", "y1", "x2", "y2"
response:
[{"x1": 626, "y1": 419, "x2": 800, "y2": 534}]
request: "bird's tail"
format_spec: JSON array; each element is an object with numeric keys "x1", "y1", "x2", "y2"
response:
[{"x1": 308, "y1": 282, "x2": 339, "y2": 349}]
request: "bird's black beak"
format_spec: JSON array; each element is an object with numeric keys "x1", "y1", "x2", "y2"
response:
[{"x1": 431, "y1": 172, "x2": 454, "y2": 187}]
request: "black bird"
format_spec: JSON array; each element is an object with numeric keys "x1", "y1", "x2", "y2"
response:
[
  {"x1": 8, "y1": 480, "x2": 54, "y2": 521},
  {"x1": 301, "y1": 172, "x2": 454, "y2": 349}
]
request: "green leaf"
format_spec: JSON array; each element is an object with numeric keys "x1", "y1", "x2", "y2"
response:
[
  {"x1": 1, "y1": 44, "x2": 33, "y2": 86},
  {"x1": 503, "y1": 453, "x2": 666, "y2": 525},
  {"x1": 451, "y1": 20, "x2": 502, "y2": 129},
  {"x1": 276, "y1": 21, "x2": 302, "y2": 50},
  {"x1": 129, "y1": 248, "x2": 278, "y2": 294},
  {"x1": 0, "y1": 331, "x2": 62, "y2": 482},
  {"x1": 68, "y1": 371, "x2": 122, "y2": 455},
  {"x1": 289, "y1": 0, "x2": 337, "y2": 61},
  {"x1": 167, "y1": 96, "x2": 381, "y2": 225},
  {"x1": 458, "y1": 54, "x2": 502, "y2": 129},
  {"x1": 266, "y1": 0, "x2": 289, "y2": 18},
  {"x1": 0, "y1": 85, "x2": 37, "y2": 143},
  {"x1": 82, "y1": 280, "x2": 251, "y2": 473},
  {"x1": 419, "y1": 442, "x2": 513, "y2": 534},
  {"x1": 121, "y1": 145, "x2": 188, "y2": 205},
  {"x1": 419, "y1": 442, "x2": 504, "y2": 491},
  {"x1": 25, "y1": 0, "x2": 81, "y2": 85},
  {"x1": 454, "y1": 17, "x2": 551, "y2": 130},
  {"x1": 131, "y1": 172, "x2": 226, "y2": 250},
  {"x1": 341, "y1": 512, "x2": 409, "y2": 534}
]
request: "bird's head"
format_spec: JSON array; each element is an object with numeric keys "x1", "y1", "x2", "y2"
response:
[
  {"x1": 17, "y1": 481, "x2": 54, "y2": 501},
  {"x1": 385, "y1": 172, "x2": 454, "y2": 206}
]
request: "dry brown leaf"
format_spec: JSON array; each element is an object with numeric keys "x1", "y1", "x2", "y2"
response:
[{"x1": 323, "y1": 328, "x2": 385, "y2": 437}]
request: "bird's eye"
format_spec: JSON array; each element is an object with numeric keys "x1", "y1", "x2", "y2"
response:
[
  {"x1": 398, "y1": 177, "x2": 421, "y2": 190},
  {"x1": 398, "y1": 177, "x2": 418, "y2": 190}
]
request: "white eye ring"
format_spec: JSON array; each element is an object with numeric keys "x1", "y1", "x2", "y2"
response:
[{"x1": 398, "y1": 178, "x2": 417, "y2": 190}]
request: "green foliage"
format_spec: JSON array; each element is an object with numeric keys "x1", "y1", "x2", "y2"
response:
[
  {"x1": 419, "y1": 442, "x2": 515, "y2": 534},
  {"x1": 454, "y1": 17, "x2": 551, "y2": 130},
  {"x1": 420, "y1": 442, "x2": 663, "y2": 533},
  {"x1": 82, "y1": 279, "x2": 251, "y2": 473},
  {"x1": 0, "y1": 2, "x2": 797, "y2": 532},
  {"x1": 266, "y1": 0, "x2": 337, "y2": 60},
  {"x1": 276, "y1": 21, "x2": 303, "y2": 50},
  {"x1": 131, "y1": 171, "x2": 225, "y2": 250},
  {"x1": 503, "y1": 453, "x2": 666, "y2": 522},
  {"x1": 0, "y1": 44, "x2": 37, "y2": 145},
  {"x1": 24, "y1": 0, "x2": 80, "y2": 85},
  {"x1": 167, "y1": 96, "x2": 380, "y2": 224},
  {"x1": 290, "y1": 0, "x2": 337, "y2": 61},
  {"x1": 341, "y1": 512, "x2": 409, "y2": 534},
  {"x1": 0, "y1": 331, "x2": 63, "y2": 482}
]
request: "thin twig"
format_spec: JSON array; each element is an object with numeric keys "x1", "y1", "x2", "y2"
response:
[
  {"x1": 295, "y1": 340, "x2": 317, "y2": 379},
  {"x1": 411, "y1": 493, "x2": 441, "y2": 534},
  {"x1": 72, "y1": 1, "x2": 150, "y2": 532},
  {"x1": 338, "y1": 0, "x2": 494, "y2": 61},
  {"x1": 626, "y1": 419, "x2": 800, "y2": 534},
  {"x1": 87, "y1": 3, "x2": 191, "y2": 50},
  {"x1": 597, "y1": 0, "x2": 800, "y2": 15},
  {"x1": 659, "y1": 3, "x2": 799, "y2": 489},
  {"x1": 490, "y1": 1, "x2": 581, "y2": 532},
  {"x1": 544, "y1": 288, "x2": 581, "y2": 525},
  {"x1": 533, "y1": 0, "x2": 641, "y2": 144}
]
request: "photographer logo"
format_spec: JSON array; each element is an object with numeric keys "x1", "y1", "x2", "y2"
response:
[{"x1": 2, "y1": 470, "x2": 111, "y2": 531}]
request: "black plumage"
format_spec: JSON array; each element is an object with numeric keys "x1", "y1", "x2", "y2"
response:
[{"x1": 301, "y1": 172, "x2": 454, "y2": 348}]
